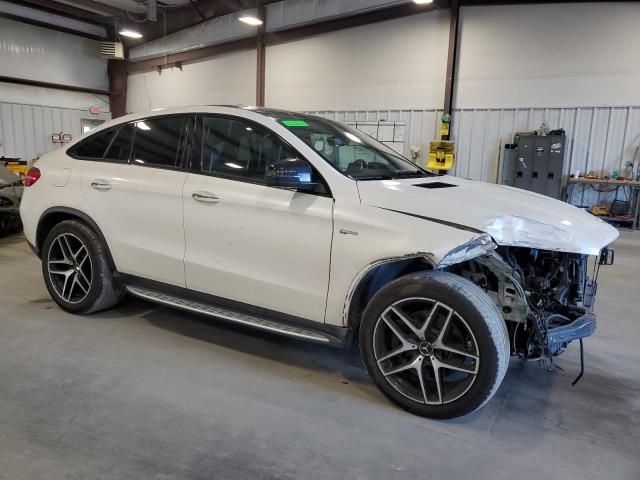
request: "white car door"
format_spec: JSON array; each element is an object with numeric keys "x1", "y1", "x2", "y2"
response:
[
  {"x1": 79, "y1": 115, "x2": 192, "y2": 287},
  {"x1": 183, "y1": 115, "x2": 333, "y2": 323}
]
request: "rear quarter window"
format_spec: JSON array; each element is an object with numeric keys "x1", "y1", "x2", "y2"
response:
[{"x1": 68, "y1": 127, "x2": 116, "y2": 160}]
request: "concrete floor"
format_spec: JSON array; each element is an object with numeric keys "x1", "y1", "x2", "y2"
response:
[{"x1": 1, "y1": 232, "x2": 639, "y2": 480}]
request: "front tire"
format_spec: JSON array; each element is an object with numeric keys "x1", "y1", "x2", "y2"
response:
[
  {"x1": 360, "y1": 271, "x2": 509, "y2": 419},
  {"x1": 41, "y1": 220, "x2": 124, "y2": 314}
]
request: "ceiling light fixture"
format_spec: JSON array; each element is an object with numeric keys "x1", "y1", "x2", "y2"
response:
[
  {"x1": 119, "y1": 29, "x2": 143, "y2": 39},
  {"x1": 413, "y1": 0, "x2": 434, "y2": 4},
  {"x1": 239, "y1": 15, "x2": 263, "y2": 26},
  {"x1": 224, "y1": 162, "x2": 244, "y2": 169}
]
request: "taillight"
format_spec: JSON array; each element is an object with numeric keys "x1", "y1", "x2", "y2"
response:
[{"x1": 24, "y1": 167, "x2": 41, "y2": 187}]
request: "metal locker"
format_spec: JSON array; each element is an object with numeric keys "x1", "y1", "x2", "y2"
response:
[
  {"x1": 501, "y1": 144, "x2": 517, "y2": 186},
  {"x1": 545, "y1": 135, "x2": 565, "y2": 199},
  {"x1": 501, "y1": 133, "x2": 566, "y2": 199},
  {"x1": 514, "y1": 135, "x2": 533, "y2": 191},
  {"x1": 531, "y1": 136, "x2": 550, "y2": 195}
]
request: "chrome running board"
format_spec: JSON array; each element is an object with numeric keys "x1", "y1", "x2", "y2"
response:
[{"x1": 126, "y1": 285, "x2": 334, "y2": 344}]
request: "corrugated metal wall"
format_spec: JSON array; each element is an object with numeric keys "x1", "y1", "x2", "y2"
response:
[
  {"x1": 0, "y1": 101, "x2": 111, "y2": 163},
  {"x1": 309, "y1": 106, "x2": 640, "y2": 207}
]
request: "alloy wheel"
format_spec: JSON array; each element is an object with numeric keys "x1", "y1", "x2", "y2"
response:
[
  {"x1": 373, "y1": 297, "x2": 480, "y2": 405},
  {"x1": 47, "y1": 233, "x2": 93, "y2": 304}
]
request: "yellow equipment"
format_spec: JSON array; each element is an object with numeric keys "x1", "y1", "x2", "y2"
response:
[
  {"x1": 3, "y1": 160, "x2": 29, "y2": 179},
  {"x1": 427, "y1": 141, "x2": 455, "y2": 171},
  {"x1": 590, "y1": 205, "x2": 609, "y2": 216}
]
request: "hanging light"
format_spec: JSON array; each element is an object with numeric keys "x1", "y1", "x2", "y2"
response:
[
  {"x1": 119, "y1": 29, "x2": 143, "y2": 39},
  {"x1": 239, "y1": 15, "x2": 263, "y2": 26}
]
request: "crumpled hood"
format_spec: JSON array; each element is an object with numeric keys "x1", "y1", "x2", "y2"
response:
[{"x1": 357, "y1": 176, "x2": 619, "y2": 255}]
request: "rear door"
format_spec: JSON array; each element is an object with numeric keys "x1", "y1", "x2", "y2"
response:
[
  {"x1": 182, "y1": 115, "x2": 334, "y2": 322},
  {"x1": 79, "y1": 115, "x2": 193, "y2": 286}
]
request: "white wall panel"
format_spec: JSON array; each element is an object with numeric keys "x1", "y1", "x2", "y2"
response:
[
  {"x1": 310, "y1": 105, "x2": 640, "y2": 209},
  {"x1": 265, "y1": 11, "x2": 449, "y2": 111},
  {"x1": 0, "y1": 17, "x2": 108, "y2": 90},
  {"x1": 0, "y1": 100, "x2": 111, "y2": 162},
  {"x1": 126, "y1": 50, "x2": 257, "y2": 113},
  {"x1": 0, "y1": 81, "x2": 109, "y2": 112},
  {"x1": 456, "y1": 3, "x2": 640, "y2": 108}
]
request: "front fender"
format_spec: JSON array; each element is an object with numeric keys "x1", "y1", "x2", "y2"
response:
[{"x1": 324, "y1": 201, "x2": 495, "y2": 327}]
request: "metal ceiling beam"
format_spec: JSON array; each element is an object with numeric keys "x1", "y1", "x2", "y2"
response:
[
  {"x1": 460, "y1": 0, "x2": 637, "y2": 4},
  {"x1": 52, "y1": 0, "x2": 126, "y2": 19},
  {"x1": 0, "y1": 11, "x2": 106, "y2": 40},
  {"x1": 188, "y1": 0, "x2": 206, "y2": 21},
  {"x1": 0, "y1": 75, "x2": 110, "y2": 96},
  {"x1": 2, "y1": 0, "x2": 112, "y2": 25}
]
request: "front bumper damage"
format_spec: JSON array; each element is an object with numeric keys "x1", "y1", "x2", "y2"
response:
[
  {"x1": 547, "y1": 312, "x2": 596, "y2": 356},
  {"x1": 441, "y1": 238, "x2": 614, "y2": 383}
]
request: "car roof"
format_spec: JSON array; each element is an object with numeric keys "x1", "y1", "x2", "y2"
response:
[
  {"x1": 85, "y1": 105, "x2": 328, "y2": 136},
  {"x1": 115, "y1": 105, "x2": 321, "y2": 122}
]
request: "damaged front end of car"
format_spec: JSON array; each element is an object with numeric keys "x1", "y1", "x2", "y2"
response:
[{"x1": 438, "y1": 232, "x2": 614, "y2": 382}]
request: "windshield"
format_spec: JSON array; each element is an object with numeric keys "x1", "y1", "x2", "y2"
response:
[{"x1": 279, "y1": 116, "x2": 432, "y2": 180}]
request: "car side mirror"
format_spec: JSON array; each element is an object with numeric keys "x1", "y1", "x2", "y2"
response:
[{"x1": 266, "y1": 158, "x2": 319, "y2": 192}]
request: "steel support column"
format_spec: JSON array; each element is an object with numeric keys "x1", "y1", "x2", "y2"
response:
[
  {"x1": 256, "y1": 0, "x2": 266, "y2": 106},
  {"x1": 442, "y1": 0, "x2": 460, "y2": 140},
  {"x1": 108, "y1": 60, "x2": 128, "y2": 118}
]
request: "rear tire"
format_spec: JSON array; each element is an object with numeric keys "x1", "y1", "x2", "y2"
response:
[
  {"x1": 41, "y1": 220, "x2": 124, "y2": 314},
  {"x1": 360, "y1": 271, "x2": 509, "y2": 419}
]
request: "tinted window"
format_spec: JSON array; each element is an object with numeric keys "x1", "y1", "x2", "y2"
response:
[
  {"x1": 68, "y1": 127, "x2": 115, "y2": 159},
  {"x1": 131, "y1": 116, "x2": 189, "y2": 168},
  {"x1": 191, "y1": 116, "x2": 303, "y2": 184},
  {"x1": 104, "y1": 124, "x2": 133, "y2": 162}
]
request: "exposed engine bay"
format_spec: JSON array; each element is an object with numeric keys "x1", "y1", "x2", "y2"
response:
[{"x1": 449, "y1": 245, "x2": 612, "y2": 377}]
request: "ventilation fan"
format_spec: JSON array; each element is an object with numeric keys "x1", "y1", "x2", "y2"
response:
[{"x1": 100, "y1": 42, "x2": 125, "y2": 59}]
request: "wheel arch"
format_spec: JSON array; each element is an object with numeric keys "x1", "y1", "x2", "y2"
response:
[
  {"x1": 344, "y1": 254, "x2": 435, "y2": 339},
  {"x1": 36, "y1": 207, "x2": 116, "y2": 270}
]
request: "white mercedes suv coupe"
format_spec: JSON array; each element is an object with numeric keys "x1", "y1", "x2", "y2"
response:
[{"x1": 20, "y1": 106, "x2": 618, "y2": 418}]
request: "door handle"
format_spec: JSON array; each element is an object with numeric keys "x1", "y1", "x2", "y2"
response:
[
  {"x1": 91, "y1": 180, "x2": 111, "y2": 191},
  {"x1": 192, "y1": 191, "x2": 220, "y2": 203}
]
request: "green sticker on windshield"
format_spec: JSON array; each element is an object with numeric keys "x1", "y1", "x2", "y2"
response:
[{"x1": 281, "y1": 119, "x2": 309, "y2": 127}]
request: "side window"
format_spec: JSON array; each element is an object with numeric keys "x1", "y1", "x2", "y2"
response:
[
  {"x1": 131, "y1": 115, "x2": 189, "y2": 168},
  {"x1": 104, "y1": 124, "x2": 133, "y2": 162},
  {"x1": 68, "y1": 127, "x2": 115, "y2": 160},
  {"x1": 191, "y1": 115, "x2": 316, "y2": 186}
]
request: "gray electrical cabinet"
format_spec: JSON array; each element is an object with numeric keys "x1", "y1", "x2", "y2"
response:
[
  {"x1": 504, "y1": 133, "x2": 566, "y2": 199},
  {"x1": 501, "y1": 144, "x2": 517, "y2": 186}
]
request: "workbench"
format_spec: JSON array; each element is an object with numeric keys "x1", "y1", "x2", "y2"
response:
[{"x1": 566, "y1": 177, "x2": 640, "y2": 229}]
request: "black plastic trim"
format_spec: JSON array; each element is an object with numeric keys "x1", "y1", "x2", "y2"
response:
[
  {"x1": 118, "y1": 274, "x2": 352, "y2": 347},
  {"x1": 26, "y1": 239, "x2": 39, "y2": 256},
  {"x1": 376, "y1": 207, "x2": 484, "y2": 234},
  {"x1": 414, "y1": 181, "x2": 457, "y2": 189}
]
